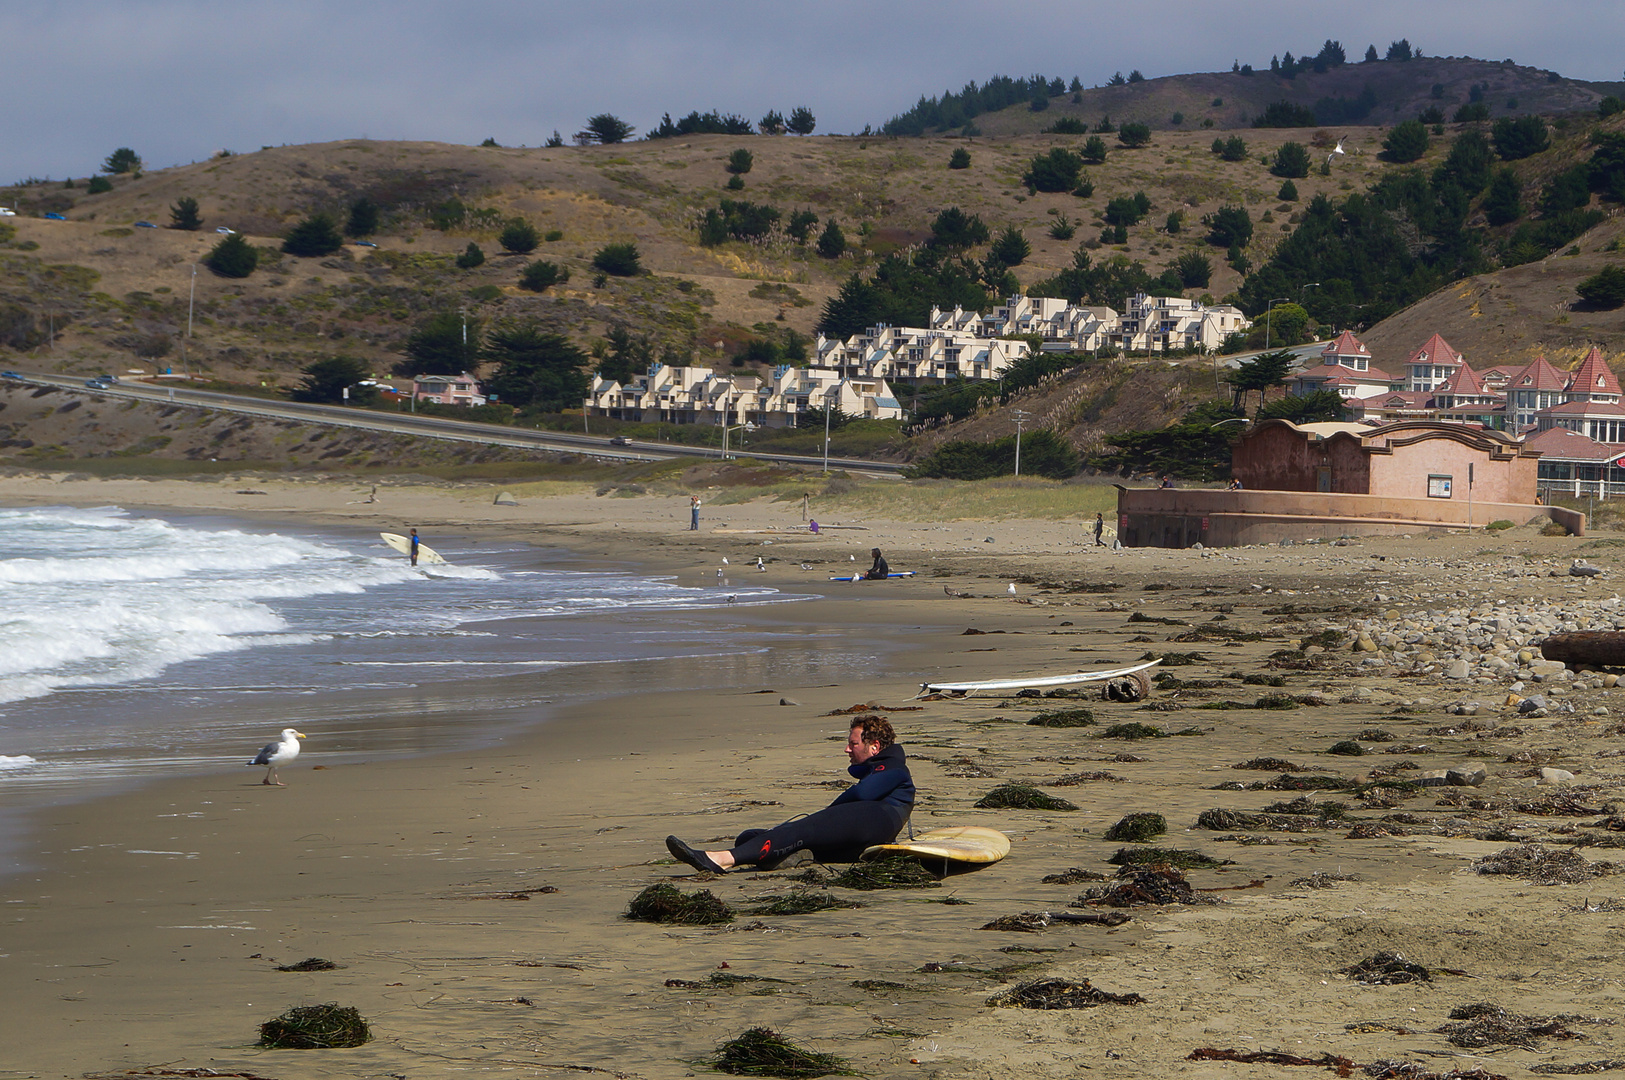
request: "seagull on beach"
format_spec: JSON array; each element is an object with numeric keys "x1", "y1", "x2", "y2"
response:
[{"x1": 248, "y1": 728, "x2": 305, "y2": 786}]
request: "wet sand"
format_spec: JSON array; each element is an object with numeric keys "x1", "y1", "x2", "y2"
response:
[{"x1": 3, "y1": 472, "x2": 1624, "y2": 1079}]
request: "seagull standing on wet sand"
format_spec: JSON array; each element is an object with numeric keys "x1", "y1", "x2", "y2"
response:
[{"x1": 248, "y1": 728, "x2": 305, "y2": 786}]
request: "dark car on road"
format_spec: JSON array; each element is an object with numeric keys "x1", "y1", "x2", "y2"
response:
[{"x1": 609, "y1": 436, "x2": 632, "y2": 446}]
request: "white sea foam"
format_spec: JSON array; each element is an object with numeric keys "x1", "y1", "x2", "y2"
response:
[{"x1": 0, "y1": 755, "x2": 38, "y2": 773}]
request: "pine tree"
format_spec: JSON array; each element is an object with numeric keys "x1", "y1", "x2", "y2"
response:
[
  {"x1": 205, "y1": 232, "x2": 257, "y2": 278},
  {"x1": 499, "y1": 219, "x2": 540, "y2": 254},
  {"x1": 169, "y1": 196, "x2": 203, "y2": 230},
  {"x1": 787, "y1": 107, "x2": 816, "y2": 135},
  {"x1": 281, "y1": 213, "x2": 344, "y2": 257},
  {"x1": 345, "y1": 197, "x2": 379, "y2": 237},
  {"x1": 816, "y1": 219, "x2": 846, "y2": 258}
]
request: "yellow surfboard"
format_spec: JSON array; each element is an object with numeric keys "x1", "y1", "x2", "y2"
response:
[
  {"x1": 862, "y1": 825, "x2": 1011, "y2": 865},
  {"x1": 380, "y1": 532, "x2": 445, "y2": 565}
]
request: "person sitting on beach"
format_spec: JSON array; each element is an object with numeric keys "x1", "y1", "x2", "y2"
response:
[
  {"x1": 666, "y1": 715, "x2": 913, "y2": 872},
  {"x1": 864, "y1": 548, "x2": 890, "y2": 580}
]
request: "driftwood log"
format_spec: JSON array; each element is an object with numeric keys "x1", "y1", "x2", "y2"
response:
[{"x1": 1541, "y1": 631, "x2": 1625, "y2": 668}]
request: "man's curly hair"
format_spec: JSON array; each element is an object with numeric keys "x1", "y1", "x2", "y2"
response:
[{"x1": 850, "y1": 714, "x2": 896, "y2": 749}]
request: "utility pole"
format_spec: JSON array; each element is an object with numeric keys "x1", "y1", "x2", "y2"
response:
[
  {"x1": 1012, "y1": 408, "x2": 1031, "y2": 478},
  {"x1": 822, "y1": 392, "x2": 832, "y2": 475},
  {"x1": 183, "y1": 263, "x2": 196, "y2": 374}
]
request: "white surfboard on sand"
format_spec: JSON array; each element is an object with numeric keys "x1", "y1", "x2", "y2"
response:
[
  {"x1": 380, "y1": 532, "x2": 445, "y2": 565},
  {"x1": 862, "y1": 825, "x2": 1010, "y2": 865}
]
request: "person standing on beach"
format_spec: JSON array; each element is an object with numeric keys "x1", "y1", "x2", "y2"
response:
[
  {"x1": 689, "y1": 495, "x2": 701, "y2": 531},
  {"x1": 667, "y1": 715, "x2": 913, "y2": 872},
  {"x1": 1093, "y1": 513, "x2": 1105, "y2": 547},
  {"x1": 409, "y1": 528, "x2": 420, "y2": 567}
]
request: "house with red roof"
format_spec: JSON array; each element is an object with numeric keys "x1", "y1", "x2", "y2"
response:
[
  {"x1": 1287, "y1": 331, "x2": 1399, "y2": 399},
  {"x1": 1404, "y1": 333, "x2": 1466, "y2": 392}
]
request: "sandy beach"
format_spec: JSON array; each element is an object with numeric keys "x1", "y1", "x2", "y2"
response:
[{"x1": 3, "y1": 471, "x2": 1625, "y2": 1080}]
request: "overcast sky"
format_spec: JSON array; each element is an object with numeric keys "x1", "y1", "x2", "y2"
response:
[{"x1": 5, "y1": 0, "x2": 1625, "y2": 182}]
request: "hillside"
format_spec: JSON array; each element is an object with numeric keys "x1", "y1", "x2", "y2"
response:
[
  {"x1": 918, "y1": 56, "x2": 1621, "y2": 137},
  {"x1": 0, "y1": 126, "x2": 1398, "y2": 386}
]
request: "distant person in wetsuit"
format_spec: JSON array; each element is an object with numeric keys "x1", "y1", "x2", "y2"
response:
[
  {"x1": 409, "y1": 528, "x2": 420, "y2": 567},
  {"x1": 1093, "y1": 513, "x2": 1105, "y2": 547},
  {"x1": 666, "y1": 715, "x2": 913, "y2": 872},
  {"x1": 864, "y1": 548, "x2": 890, "y2": 580}
]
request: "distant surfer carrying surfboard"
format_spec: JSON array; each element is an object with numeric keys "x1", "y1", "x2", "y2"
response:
[
  {"x1": 667, "y1": 715, "x2": 913, "y2": 872},
  {"x1": 409, "y1": 528, "x2": 420, "y2": 567}
]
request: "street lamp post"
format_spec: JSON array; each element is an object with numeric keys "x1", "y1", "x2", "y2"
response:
[
  {"x1": 1012, "y1": 408, "x2": 1031, "y2": 478},
  {"x1": 822, "y1": 397, "x2": 831, "y2": 475}
]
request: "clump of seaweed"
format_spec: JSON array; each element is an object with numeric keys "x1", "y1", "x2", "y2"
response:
[
  {"x1": 1530, "y1": 1061, "x2": 1625, "y2": 1075},
  {"x1": 1328, "y1": 740, "x2": 1366, "y2": 756},
  {"x1": 1107, "y1": 847, "x2": 1230, "y2": 869},
  {"x1": 1435, "y1": 1003, "x2": 1587, "y2": 1048},
  {"x1": 276, "y1": 957, "x2": 339, "y2": 972},
  {"x1": 1291, "y1": 871, "x2": 1358, "y2": 889},
  {"x1": 1233, "y1": 757, "x2": 1303, "y2": 771},
  {"x1": 1239, "y1": 672, "x2": 1288, "y2": 687},
  {"x1": 746, "y1": 892, "x2": 862, "y2": 916},
  {"x1": 1103, "y1": 812, "x2": 1167, "y2": 842},
  {"x1": 828, "y1": 856, "x2": 940, "y2": 890},
  {"x1": 1049, "y1": 770, "x2": 1122, "y2": 785},
  {"x1": 1144, "y1": 651, "x2": 1208, "y2": 665},
  {"x1": 1341, "y1": 951, "x2": 1431, "y2": 984},
  {"x1": 626, "y1": 883, "x2": 735, "y2": 924},
  {"x1": 1473, "y1": 844, "x2": 1615, "y2": 886},
  {"x1": 1041, "y1": 867, "x2": 1108, "y2": 884},
  {"x1": 1261, "y1": 796, "x2": 1348, "y2": 819},
  {"x1": 667, "y1": 972, "x2": 790, "y2": 990},
  {"x1": 258, "y1": 1003, "x2": 372, "y2": 1049},
  {"x1": 1251, "y1": 773, "x2": 1355, "y2": 792},
  {"x1": 1076, "y1": 867, "x2": 1218, "y2": 907},
  {"x1": 1100, "y1": 722, "x2": 1169, "y2": 740},
  {"x1": 987, "y1": 977, "x2": 1146, "y2": 1009},
  {"x1": 851, "y1": 979, "x2": 917, "y2": 993},
  {"x1": 1028, "y1": 707, "x2": 1096, "y2": 727},
  {"x1": 710, "y1": 1027, "x2": 854, "y2": 1078},
  {"x1": 1357, "y1": 728, "x2": 1397, "y2": 742},
  {"x1": 974, "y1": 784, "x2": 1078, "y2": 811}
]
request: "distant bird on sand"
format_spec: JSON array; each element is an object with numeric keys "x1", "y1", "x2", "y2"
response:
[
  {"x1": 722, "y1": 557, "x2": 729, "y2": 564},
  {"x1": 755, "y1": 556, "x2": 765, "y2": 571},
  {"x1": 248, "y1": 728, "x2": 305, "y2": 786},
  {"x1": 1007, "y1": 583, "x2": 1017, "y2": 595}
]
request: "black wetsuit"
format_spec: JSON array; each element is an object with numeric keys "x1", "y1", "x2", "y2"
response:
[
  {"x1": 728, "y1": 743, "x2": 914, "y2": 865},
  {"x1": 864, "y1": 554, "x2": 890, "y2": 580}
]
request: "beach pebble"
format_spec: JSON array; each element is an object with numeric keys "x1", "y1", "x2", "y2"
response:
[
  {"x1": 1445, "y1": 659, "x2": 1470, "y2": 680},
  {"x1": 1539, "y1": 767, "x2": 1576, "y2": 785},
  {"x1": 779, "y1": 697, "x2": 800, "y2": 707}
]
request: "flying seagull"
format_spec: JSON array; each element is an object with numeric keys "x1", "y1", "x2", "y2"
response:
[
  {"x1": 1326, "y1": 139, "x2": 1346, "y2": 166},
  {"x1": 248, "y1": 728, "x2": 305, "y2": 786}
]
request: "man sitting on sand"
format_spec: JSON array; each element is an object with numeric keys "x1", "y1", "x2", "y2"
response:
[
  {"x1": 667, "y1": 715, "x2": 913, "y2": 872},
  {"x1": 864, "y1": 548, "x2": 890, "y2": 580}
]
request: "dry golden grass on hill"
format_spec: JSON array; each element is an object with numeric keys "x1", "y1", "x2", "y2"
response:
[{"x1": 2, "y1": 128, "x2": 1396, "y2": 386}]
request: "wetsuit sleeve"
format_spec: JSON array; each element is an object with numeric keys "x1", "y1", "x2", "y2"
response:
[{"x1": 831, "y1": 761, "x2": 910, "y2": 805}]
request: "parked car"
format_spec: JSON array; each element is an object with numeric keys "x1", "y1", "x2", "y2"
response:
[
  {"x1": 134, "y1": 220, "x2": 157, "y2": 228},
  {"x1": 1, "y1": 371, "x2": 23, "y2": 380},
  {"x1": 0, "y1": 207, "x2": 16, "y2": 216},
  {"x1": 609, "y1": 436, "x2": 632, "y2": 446},
  {"x1": 43, "y1": 212, "x2": 67, "y2": 221},
  {"x1": 85, "y1": 379, "x2": 108, "y2": 389},
  {"x1": 353, "y1": 240, "x2": 377, "y2": 248},
  {"x1": 215, "y1": 226, "x2": 235, "y2": 234},
  {"x1": 95, "y1": 374, "x2": 118, "y2": 384}
]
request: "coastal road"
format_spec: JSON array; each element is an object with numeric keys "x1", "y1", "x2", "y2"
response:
[{"x1": 7, "y1": 372, "x2": 904, "y2": 477}]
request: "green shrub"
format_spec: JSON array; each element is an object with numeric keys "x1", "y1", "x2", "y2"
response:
[
  {"x1": 86, "y1": 175, "x2": 113, "y2": 194},
  {"x1": 726, "y1": 147, "x2": 754, "y2": 175},
  {"x1": 592, "y1": 242, "x2": 641, "y2": 276},
  {"x1": 1271, "y1": 141, "x2": 1312, "y2": 177},
  {"x1": 519, "y1": 260, "x2": 569, "y2": 292},
  {"x1": 1381, "y1": 120, "x2": 1429, "y2": 164},
  {"x1": 948, "y1": 147, "x2": 971, "y2": 169},
  {"x1": 499, "y1": 219, "x2": 540, "y2": 254},
  {"x1": 281, "y1": 213, "x2": 343, "y2": 257},
  {"x1": 1485, "y1": 519, "x2": 1514, "y2": 531},
  {"x1": 455, "y1": 242, "x2": 485, "y2": 269},
  {"x1": 205, "y1": 232, "x2": 258, "y2": 278},
  {"x1": 1024, "y1": 148, "x2": 1084, "y2": 192}
]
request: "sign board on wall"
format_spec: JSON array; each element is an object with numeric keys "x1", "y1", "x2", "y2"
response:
[{"x1": 1427, "y1": 474, "x2": 1453, "y2": 499}]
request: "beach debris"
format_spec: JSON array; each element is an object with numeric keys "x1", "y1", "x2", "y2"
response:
[
  {"x1": 1048, "y1": 770, "x2": 1123, "y2": 785},
  {"x1": 1289, "y1": 871, "x2": 1358, "y2": 889},
  {"x1": 1103, "y1": 812, "x2": 1167, "y2": 842},
  {"x1": 1529, "y1": 1061, "x2": 1625, "y2": 1074},
  {"x1": 1327, "y1": 740, "x2": 1366, "y2": 756},
  {"x1": 826, "y1": 856, "x2": 940, "y2": 890},
  {"x1": 1104, "y1": 675, "x2": 1146, "y2": 701},
  {"x1": 980, "y1": 911, "x2": 1130, "y2": 931},
  {"x1": 1435, "y1": 1002, "x2": 1591, "y2": 1048},
  {"x1": 1100, "y1": 722, "x2": 1170, "y2": 740},
  {"x1": 1340, "y1": 951, "x2": 1433, "y2": 984},
  {"x1": 1473, "y1": 844, "x2": 1616, "y2": 885},
  {"x1": 1188, "y1": 1048, "x2": 1357, "y2": 1071},
  {"x1": 745, "y1": 891, "x2": 862, "y2": 916},
  {"x1": 987, "y1": 977, "x2": 1145, "y2": 1009},
  {"x1": 625, "y1": 883, "x2": 735, "y2": 924},
  {"x1": 825, "y1": 701, "x2": 923, "y2": 714},
  {"x1": 667, "y1": 971, "x2": 789, "y2": 990},
  {"x1": 1234, "y1": 757, "x2": 1305, "y2": 771},
  {"x1": 851, "y1": 978, "x2": 919, "y2": 993},
  {"x1": 974, "y1": 783, "x2": 1078, "y2": 811},
  {"x1": 1261, "y1": 796, "x2": 1348, "y2": 819},
  {"x1": 1143, "y1": 650, "x2": 1209, "y2": 666},
  {"x1": 1250, "y1": 773, "x2": 1356, "y2": 792},
  {"x1": 275, "y1": 957, "x2": 340, "y2": 971},
  {"x1": 1195, "y1": 808, "x2": 1338, "y2": 833},
  {"x1": 1107, "y1": 847, "x2": 1231, "y2": 869},
  {"x1": 1412, "y1": 767, "x2": 1488, "y2": 788},
  {"x1": 708, "y1": 1027, "x2": 854, "y2": 1078},
  {"x1": 258, "y1": 1002, "x2": 372, "y2": 1049},
  {"x1": 1075, "y1": 866, "x2": 1218, "y2": 907},
  {"x1": 83, "y1": 1069, "x2": 283, "y2": 1079},
  {"x1": 1027, "y1": 706, "x2": 1096, "y2": 727},
  {"x1": 1570, "y1": 559, "x2": 1605, "y2": 578},
  {"x1": 1041, "y1": 867, "x2": 1108, "y2": 883}
]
